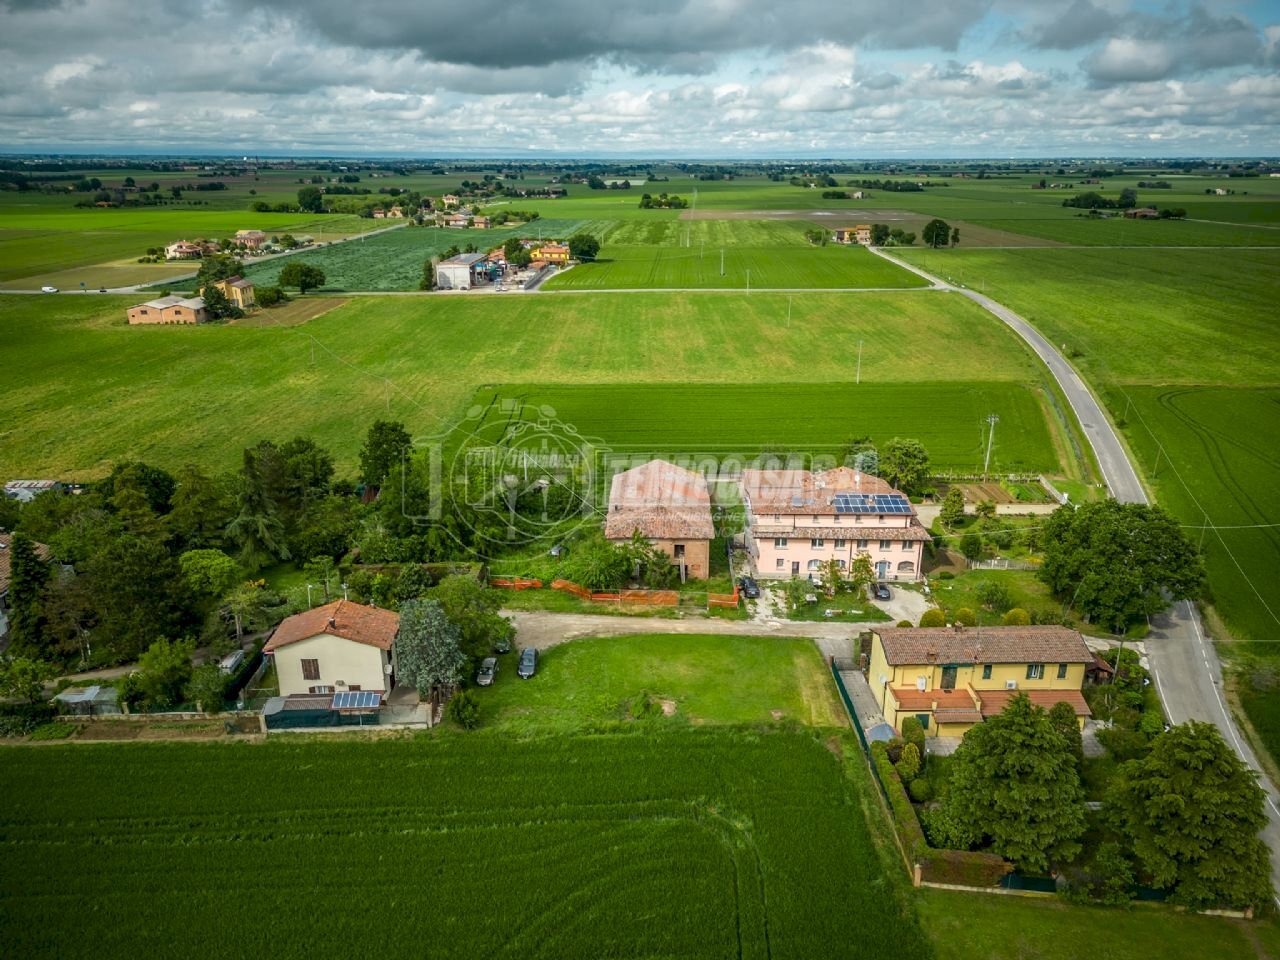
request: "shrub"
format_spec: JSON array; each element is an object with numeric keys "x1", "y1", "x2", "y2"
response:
[
  {"x1": 870, "y1": 741, "x2": 928, "y2": 860},
  {"x1": 954, "y1": 607, "x2": 977, "y2": 626},
  {"x1": 185, "y1": 663, "x2": 229, "y2": 713},
  {"x1": 919, "y1": 608, "x2": 946, "y2": 628},
  {"x1": 448, "y1": 689, "x2": 480, "y2": 729},
  {"x1": 896, "y1": 742, "x2": 921, "y2": 782},
  {"x1": 1097, "y1": 723, "x2": 1151, "y2": 762},
  {"x1": 936, "y1": 570, "x2": 954, "y2": 580},
  {"x1": 1001, "y1": 607, "x2": 1031, "y2": 625},
  {"x1": 908, "y1": 777, "x2": 934, "y2": 803},
  {"x1": 901, "y1": 716, "x2": 926, "y2": 755},
  {"x1": 0, "y1": 701, "x2": 56, "y2": 737},
  {"x1": 976, "y1": 579, "x2": 1013, "y2": 612},
  {"x1": 896, "y1": 619, "x2": 913, "y2": 627}
]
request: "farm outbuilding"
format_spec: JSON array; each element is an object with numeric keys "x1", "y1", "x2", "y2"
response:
[
  {"x1": 54, "y1": 685, "x2": 122, "y2": 716},
  {"x1": 435, "y1": 252, "x2": 488, "y2": 290}
]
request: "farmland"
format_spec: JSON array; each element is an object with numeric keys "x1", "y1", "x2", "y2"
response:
[
  {"x1": 240, "y1": 218, "x2": 592, "y2": 291},
  {"x1": 0, "y1": 207, "x2": 378, "y2": 286},
  {"x1": 462, "y1": 381, "x2": 1062, "y2": 473},
  {"x1": 0, "y1": 634, "x2": 927, "y2": 960},
  {"x1": 0, "y1": 289, "x2": 1069, "y2": 478}
]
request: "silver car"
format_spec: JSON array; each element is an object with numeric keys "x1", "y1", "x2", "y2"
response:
[{"x1": 476, "y1": 657, "x2": 498, "y2": 686}]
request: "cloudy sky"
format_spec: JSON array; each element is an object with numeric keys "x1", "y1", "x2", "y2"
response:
[{"x1": 2, "y1": 0, "x2": 1278, "y2": 156}]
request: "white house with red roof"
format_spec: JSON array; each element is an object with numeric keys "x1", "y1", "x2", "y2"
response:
[{"x1": 264, "y1": 600, "x2": 399, "y2": 697}]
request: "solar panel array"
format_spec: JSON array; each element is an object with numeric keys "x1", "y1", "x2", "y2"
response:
[
  {"x1": 331, "y1": 690, "x2": 383, "y2": 710},
  {"x1": 831, "y1": 493, "x2": 913, "y2": 516}
]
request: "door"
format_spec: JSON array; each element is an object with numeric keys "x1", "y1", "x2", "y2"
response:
[
  {"x1": 791, "y1": 561, "x2": 800, "y2": 576},
  {"x1": 875, "y1": 560, "x2": 889, "y2": 578},
  {"x1": 941, "y1": 666, "x2": 958, "y2": 691}
]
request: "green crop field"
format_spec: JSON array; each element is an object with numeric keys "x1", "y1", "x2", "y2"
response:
[
  {"x1": 895, "y1": 245, "x2": 1280, "y2": 649},
  {"x1": 240, "y1": 219, "x2": 592, "y2": 291},
  {"x1": 0, "y1": 289, "x2": 1063, "y2": 478},
  {"x1": 462, "y1": 381, "x2": 1062, "y2": 473},
  {"x1": 545, "y1": 243, "x2": 923, "y2": 290},
  {"x1": 0, "y1": 207, "x2": 378, "y2": 284},
  {"x1": 0, "y1": 634, "x2": 928, "y2": 960}
]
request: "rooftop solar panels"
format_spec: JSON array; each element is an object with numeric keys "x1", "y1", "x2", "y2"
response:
[
  {"x1": 831, "y1": 493, "x2": 913, "y2": 515},
  {"x1": 331, "y1": 690, "x2": 383, "y2": 711}
]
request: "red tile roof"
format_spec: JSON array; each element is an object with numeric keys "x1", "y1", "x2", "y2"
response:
[
  {"x1": 889, "y1": 687, "x2": 978, "y2": 711},
  {"x1": 977, "y1": 689, "x2": 1091, "y2": 718},
  {"x1": 742, "y1": 467, "x2": 909, "y2": 517},
  {"x1": 265, "y1": 600, "x2": 399, "y2": 652},
  {"x1": 605, "y1": 460, "x2": 714, "y2": 541},
  {"x1": 753, "y1": 522, "x2": 928, "y2": 541},
  {"x1": 875, "y1": 626, "x2": 1092, "y2": 666}
]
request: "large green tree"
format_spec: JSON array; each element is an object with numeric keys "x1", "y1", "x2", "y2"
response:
[
  {"x1": 166, "y1": 465, "x2": 232, "y2": 550},
  {"x1": 278, "y1": 260, "x2": 326, "y2": 293},
  {"x1": 933, "y1": 694, "x2": 1086, "y2": 872},
  {"x1": 430, "y1": 574, "x2": 515, "y2": 663},
  {"x1": 1109, "y1": 721, "x2": 1273, "y2": 909},
  {"x1": 1039, "y1": 501, "x2": 1204, "y2": 632},
  {"x1": 922, "y1": 218, "x2": 951, "y2": 248},
  {"x1": 83, "y1": 535, "x2": 190, "y2": 659},
  {"x1": 879, "y1": 438, "x2": 931, "y2": 494},
  {"x1": 225, "y1": 445, "x2": 290, "y2": 570},
  {"x1": 397, "y1": 598, "x2": 467, "y2": 702},
  {"x1": 297, "y1": 185, "x2": 323, "y2": 212},
  {"x1": 567, "y1": 233, "x2": 600, "y2": 260},
  {"x1": 359, "y1": 419, "x2": 413, "y2": 487},
  {"x1": 194, "y1": 254, "x2": 245, "y2": 285}
]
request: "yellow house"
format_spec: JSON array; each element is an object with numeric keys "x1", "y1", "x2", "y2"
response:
[
  {"x1": 867, "y1": 625, "x2": 1092, "y2": 738},
  {"x1": 203, "y1": 275, "x2": 256, "y2": 309},
  {"x1": 265, "y1": 600, "x2": 399, "y2": 697}
]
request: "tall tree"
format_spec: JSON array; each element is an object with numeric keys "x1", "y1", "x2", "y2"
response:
[
  {"x1": 933, "y1": 694, "x2": 1086, "y2": 872},
  {"x1": 1110, "y1": 721, "x2": 1273, "y2": 910},
  {"x1": 166, "y1": 465, "x2": 232, "y2": 550},
  {"x1": 939, "y1": 487, "x2": 965, "y2": 527},
  {"x1": 225, "y1": 446, "x2": 289, "y2": 570},
  {"x1": 397, "y1": 598, "x2": 467, "y2": 705},
  {"x1": 194, "y1": 254, "x2": 245, "y2": 285},
  {"x1": 296, "y1": 185, "x2": 323, "y2": 212},
  {"x1": 6, "y1": 532, "x2": 50, "y2": 657},
  {"x1": 922, "y1": 218, "x2": 951, "y2": 248},
  {"x1": 567, "y1": 233, "x2": 600, "y2": 260},
  {"x1": 278, "y1": 261, "x2": 326, "y2": 293},
  {"x1": 430, "y1": 574, "x2": 515, "y2": 663},
  {"x1": 1048, "y1": 700, "x2": 1085, "y2": 773},
  {"x1": 41, "y1": 573, "x2": 97, "y2": 664},
  {"x1": 83, "y1": 534, "x2": 189, "y2": 660},
  {"x1": 879, "y1": 438, "x2": 931, "y2": 494},
  {"x1": 359, "y1": 420, "x2": 413, "y2": 487},
  {"x1": 1039, "y1": 501, "x2": 1203, "y2": 632}
]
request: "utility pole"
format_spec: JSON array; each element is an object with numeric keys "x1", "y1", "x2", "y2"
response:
[
  {"x1": 856, "y1": 340, "x2": 863, "y2": 384},
  {"x1": 982, "y1": 414, "x2": 1000, "y2": 479}
]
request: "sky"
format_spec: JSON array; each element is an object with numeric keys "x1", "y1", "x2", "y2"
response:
[{"x1": 1, "y1": 0, "x2": 1278, "y2": 157}]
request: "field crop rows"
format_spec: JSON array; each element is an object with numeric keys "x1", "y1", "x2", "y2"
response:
[
  {"x1": 241, "y1": 218, "x2": 590, "y2": 291},
  {"x1": 0, "y1": 290, "x2": 1057, "y2": 478},
  {"x1": 463, "y1": 381, "x2": 1063, "y2": 473},
  {"x1": 544, "y1": 243, "x2": 923, "y2": 290},
  {"x1": 0, "y1": 729, "x2": 929, "y2": 960}
]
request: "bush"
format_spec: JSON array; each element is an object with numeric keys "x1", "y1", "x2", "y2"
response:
[
  {"x1": 1061, "y1": 841, "x2": 1134, "y2": 906},
  {"x1": 976, "y1": 579, "x2": 1013, "y2": 612},
  {"x1": 895, "y1": 742, "x2": 921, "y2": 782},
  {"x1": 448, "y1": 689, "x2": 480, "y2": 729},
  {"x1": 870, "y1": 741, "x2": 928, "y2": 860},
  {"x1": 0, "y1": 701, "x2": 56, "y2": 737},
  {"x1": 954, "y1": 607, "x2": 977, "y2": 626},
  {"x1": 901, "y1": 715, "x2": 926, "y2": 755},
  {"x1": 1097, "y1": 723, "x2": 1151, "y2": 762},
  {"x1": 1001, "y1": 607, "x2": 1031, "y2": 625},
  {"x1": 919, "y1": 608, "x2": 946, "y2": 627},
  {"x1": 908, "y1": 777, "x2": 934, "y2": 803},
  {"x1": 896, "y1": 619, "x2": 913, "y2": 627},
  {"x1": 936, "y1": 570, "x2": 954, "y2": 580}
]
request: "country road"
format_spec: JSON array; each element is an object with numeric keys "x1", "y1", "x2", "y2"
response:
[{"x1": 872, "y1": 245, "x2": 1280, "y2": 901}]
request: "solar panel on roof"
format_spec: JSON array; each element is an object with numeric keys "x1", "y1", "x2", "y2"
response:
[
  {"x1": 331, "y1": 690, "x2": 382, "y2": 710},
  {"x1": 832, "y1": 492, "x2": 912, "y2": 515}
]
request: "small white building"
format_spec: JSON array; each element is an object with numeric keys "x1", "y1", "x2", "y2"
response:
[
  {"x1": 3, "y1": 480, "x2": 63, "y2": 502},
  {"x1": 435, "y1": 252, "x2": 488, "y2": 290},
  {"x1": 264, "y1": 600, "x2": 399, "y2": 697}
]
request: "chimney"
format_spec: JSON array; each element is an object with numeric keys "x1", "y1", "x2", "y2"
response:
[{"x1": 926, "y1": 650, "x2": 937, "y2": 663}]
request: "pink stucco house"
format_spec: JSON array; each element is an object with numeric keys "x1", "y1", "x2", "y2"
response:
[{"x1": 741, "y1": 467, "x2": 927, "y2": 581}]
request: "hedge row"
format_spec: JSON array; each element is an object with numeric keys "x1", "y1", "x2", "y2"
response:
[{"x1": 868, "y1": 740, "x2": 1011, "y2": 887}]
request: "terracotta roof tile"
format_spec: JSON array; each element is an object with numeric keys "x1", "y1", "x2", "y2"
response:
[
  {"x1": 875, "y1": 626, "x2": 1092, "y2": 666},
  {"x1": 605, "y1": 460, "x2": 713, "y2": 541},
  {"x1": 753, "y1": 522, "x2": 928, "y2": 541},
  {"x1": 889, "y1": 687, "x2": 979, "y2": 711},
  {"x1": 743, "y1": 467, "x2": 911, "y2": 517},
  {"x1": 977, "y1": 689, "x2": 1091, "y2": 718},
  {"x1": 265, "y1": 600, "x2": 399, "y2": 652}
]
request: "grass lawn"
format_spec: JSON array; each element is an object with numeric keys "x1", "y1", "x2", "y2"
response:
[
  {"x1": 544, "y1": 242, "x2": 926, "y2": 289},
  {"x1": 785, "y1": 589, "x2": 895, "y2": 623},
  {"x1": 0, "y1": 288, "x2": 1065, "y2": 479},
  {"x1": 474, "y1": 634, "x2": 844, "y2": 733},
  {"x1": 918, "y1": 889, "x2": 1280, "y2": 960},
  {"x1": 925, "y1": 569, "x2": 1060, "y2": 626}
]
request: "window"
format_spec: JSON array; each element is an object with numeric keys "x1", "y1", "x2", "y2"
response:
[
  {"x1": 879, "y1": 540, "x2": 891, "y2": 550},
  {"x1": 856, "y1": 539, "x2": 868, "y2": 549},
  {"x1": 807, "y1": 559, "x2": 822, "y2": 571},
  {"x1": 773, "y1": 514, "x2": 780, "y2": 522},
  {"x1": 916, "y1": 713, "x2": 930, "y2": 730},
  {"x1": 1026, "y1": 664, "x2": 1045, "y2": 680},
  {"x1": 897, "y1": 561, "x2": 915, "y2": 574},
  {"x1": 833, "y1": 514, "x2": 841, "y2": 523},
  {"x1": 349, "y1": 685, "x2": 362, "y2": 691},
  {"x1": 1057, "y1": 663, "x2": 1068, "y2": 679},
  {"x1": 810, "y1": 538, "x2": 825, "y2": 548},
  {"x1": 774, "y1": 537, "x2": 788, "y2": 548},
  {"x1": 837, "y1": 560, "x2": 846, "y2": 569},
  {"x1": 301, "y1": 658, "x2": 320, "y2": 680},
  {"x1": 775, "y1": 558, "x2": 785, "y2": 569},
  {"x1": 308, "y1": 685, "x2": 334, "y2": 694},
  {"x1": 902, "y1": 540, "x2": 914, "y2": 551},
  {"x1": 834, "y1": 539, "x2": 846, "y2": 548},
  {"x1": 674, "y1": 543, "x2": 685, "y2": 558},
  {"x1": 982, "y1": 664, "x2": 992, "y2": 680},
  {"x1": 878, "y1": 514, "x2": 884, "y2": 522}
]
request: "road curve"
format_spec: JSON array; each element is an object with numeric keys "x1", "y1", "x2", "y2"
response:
[{"x1": 871, "y1": 245, "x2": 1280, "y2": 900}]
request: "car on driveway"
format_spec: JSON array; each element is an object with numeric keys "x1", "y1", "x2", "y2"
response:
[
  {"x1": 40, "y1": 285, "x2": 58, "y2": 293},
  {"x1": 873, "y1": 583, "x2": 892, "y2": 601},
  {"x1": 737, "y1": 576, "x2": 761, "y2": 599},
  {"x1": 517, "y1": 647, "x2": 538, "y2": 679},
  {"x1": 493, "y1": 635, "x2": 512, "y2": 655},
  {"x1": 476, "y1": 657, "x2": 498, "y2": 686}
]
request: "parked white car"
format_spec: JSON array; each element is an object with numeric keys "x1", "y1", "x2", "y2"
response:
[{"x1": 41, "y1": 285, "x2": 59, "y2": 293}]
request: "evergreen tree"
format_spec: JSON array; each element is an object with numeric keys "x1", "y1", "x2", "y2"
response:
[
  {"x1": 397, "y1": 598, "x2": 466, "y2": 703},
  {"x1": 7, "y1": 531, "x2": 50, "y2": 657}
]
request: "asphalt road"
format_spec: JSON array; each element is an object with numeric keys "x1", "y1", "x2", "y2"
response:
[{"x1": 873, "y1": 246, "x2": 1280, "y2": 900}]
